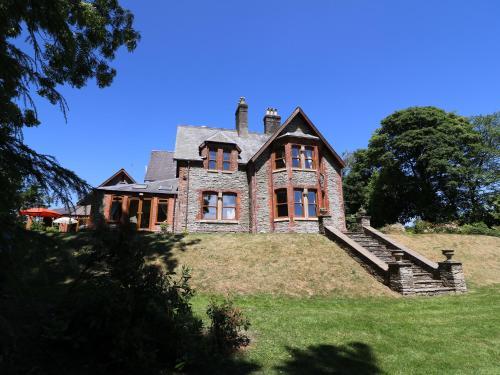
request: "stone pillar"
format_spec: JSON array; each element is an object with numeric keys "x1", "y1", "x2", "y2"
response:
[
  {"x1": 356, "y1": 208, "x2": 371, "y2": 227},
  {"x1": 438, "y1": 250, "x2": 467, "y2": 292},
  {"x1": 357, "y1": 215, "x2": 371, "y2": 227},
  {"x1": 388, "y1": 250, "x2": 414, "y2": 295},
  {"x1": 318, "y1": 214, "x2": 329, "y2": 234}
]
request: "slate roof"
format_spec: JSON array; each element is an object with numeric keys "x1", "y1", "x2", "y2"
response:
[
  {"x1": 144, "y1": 151, "x2": 176, "y2": 182},
  {"x1": 53, "y1": 205, "x2": 92, "y2": 216},
  {"x1": 174, "y1": 125, "x2": 270, "y2": 164},
  {"x1": 97, "y1": 178, "x2": 178, "y2": 195}
]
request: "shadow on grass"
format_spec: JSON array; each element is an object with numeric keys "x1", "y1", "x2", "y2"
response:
[
  {"x1": 275, "y1": 342, "x2": 384, "y2": 375},
  {"x1": 140, "y1": 232, "x2": 201, "y2": 272}
]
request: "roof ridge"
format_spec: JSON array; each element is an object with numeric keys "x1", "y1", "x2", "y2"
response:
[{"x1": 177, "y1": 124, "x2": 265, "y2": 136}]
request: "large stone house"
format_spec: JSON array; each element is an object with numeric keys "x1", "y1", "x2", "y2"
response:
[{"x1": 91, "y1": 98, "x2": 346, "y2": 233}]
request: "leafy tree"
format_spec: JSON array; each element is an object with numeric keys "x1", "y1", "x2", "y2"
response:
[
  {"x1": 19, "y1": 184, "x2": 51, "y2": 208},
  {"x1": 464, "y1": 113, "x2": 500, "y2": 224},
  {"x1": 343, "y1": 107, "x2": 499, "y2": 227},
  {"x1": 0, "y1": 0, "x2": 140, "y2": 227},
  {"x1": 342, "y1": 149, "x2": 372, "y2": 216},
  {"x1": 367, "y1": 107, "x2": 480, "y2": 225}
]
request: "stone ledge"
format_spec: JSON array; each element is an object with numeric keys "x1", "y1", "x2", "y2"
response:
[{"x1": 195, "y1": 220, "x2": 240, "y2": 224}]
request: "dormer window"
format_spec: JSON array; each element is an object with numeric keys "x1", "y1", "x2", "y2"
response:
[
  {"x1": 223, "y1": 149, "x2": 231, "y2": 171},
  {"x1": 208, "y1": 148, "x2": 217, "y2": 170},
  {"x1": 204, "y1": 145, "x2": 237, "y2": 172}
]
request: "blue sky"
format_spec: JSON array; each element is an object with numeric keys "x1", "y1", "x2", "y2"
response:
[{"x1": 24, "y1": 0, "x2": 500, "y2": 187}]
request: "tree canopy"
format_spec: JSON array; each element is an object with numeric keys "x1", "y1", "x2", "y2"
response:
[
  {"x1": 0, "y1": 0, "x2": 140, "y2": 227},
  {"x1": 343, "y1": 107, "x2": 499, "y2": 227}
]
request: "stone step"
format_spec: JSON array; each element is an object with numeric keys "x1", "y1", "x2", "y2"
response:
[
  {"x1": 414, "y1": 279, "x2": 443, "y2": 285},
  {"x1": 413, "y1": 287, "x2": 456, "y2": 295}
]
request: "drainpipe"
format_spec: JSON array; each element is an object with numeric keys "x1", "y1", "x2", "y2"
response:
[{"x1": 184, "y1": 160, "x2": 191, "y2": 231}]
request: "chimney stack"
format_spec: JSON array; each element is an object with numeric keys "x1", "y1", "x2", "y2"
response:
[
  {"x1": 235, "y1": 97, "x2": 248, "y2": 137},
  {"x1": 263, "y1": 107, "x2": 281, "y2": 135}
]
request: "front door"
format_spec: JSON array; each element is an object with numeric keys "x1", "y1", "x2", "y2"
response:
[{"x1": 127, "y1": 198, "x2": 152, "y2": 230}]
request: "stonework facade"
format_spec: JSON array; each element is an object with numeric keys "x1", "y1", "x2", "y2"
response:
[{"x1": 95, "y1": 98, "x2": 347, "y2": 234}]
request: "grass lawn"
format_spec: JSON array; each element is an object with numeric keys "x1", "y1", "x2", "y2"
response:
[
  {"x1": 192, "y1": 286, "x2": 500, "y2": 374},
  {"x1": 2, "y1": 230, "x2": 499, "y2": 374}
]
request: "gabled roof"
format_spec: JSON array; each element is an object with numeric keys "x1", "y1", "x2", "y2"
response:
[
  {"x1": 97, "y1": 178, "x2": 178, "y2": 195},
  {"x1": 249, "y1": 107, "x2": 345, "y2": 168},
  {"x1": 174, "y1": 125, "x2": 270, "y2": 164},
  {"x1": 98, "y1": 168, "x2": 136, "y2": 187},
  {"x1": 145, "y1": 151, "x2": 176, "y2": 182},
  {"x1": 199, "y1": 131, "x2": 242, "y2": 152}
]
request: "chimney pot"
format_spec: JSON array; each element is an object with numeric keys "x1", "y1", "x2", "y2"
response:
[{"x1": 263, "y1": 107, "x2": 281, "y2": 135}]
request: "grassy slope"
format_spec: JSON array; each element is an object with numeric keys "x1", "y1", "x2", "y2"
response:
[
  {"x1": 389, "y1": 233, "x2": 500, "y2": 287},
  {"x1": 146, "y1": 232, "x2": 500, "y2": 295},
  {"x1": 148, "y1": 233, "x2": 395, "y2": 297}
]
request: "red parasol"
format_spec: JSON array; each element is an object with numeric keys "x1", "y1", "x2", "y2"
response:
[{"x1": 19, "y1": 208, "x2": 62, "y2": 218}]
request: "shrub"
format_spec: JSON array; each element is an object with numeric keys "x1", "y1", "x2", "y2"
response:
[
  {"x1": 29, "y1": 220, "x2": 45, "y2": 231},
  {"x1": 413, "y1": 220, "x2": 433, "y2": 234},
  {"x1": 460, "y1": 222, "x2": 499, "y2": 237},
  {"x1": 159, "y1": 222, "x2": 170, "y2": 234},
  {"x1": 206, "y1": 298, "x2": 250, "y2": 353},
  {"x1": 380, "y1": 223, "x2": 405, "y2": 234},
  {"x1": 44, "y1": 225, "x2": 59, "y2": 233}
]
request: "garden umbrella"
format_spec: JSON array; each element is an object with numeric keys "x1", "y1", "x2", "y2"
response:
[{"x1": 19, "y1": 208, "x2": 62, "y2": 218}]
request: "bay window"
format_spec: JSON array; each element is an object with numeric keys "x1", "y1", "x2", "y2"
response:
[
  {"x1": 304, "y1": 146, "x2": 315, "y2": 169},
  {"x1": 293, "y1": 189, "x2": 317, "y2": 219},
  {"x1": 274, "y1": 145, "x2": 286, "y2": 169},
  {"x1": 275, "y1": 189, "x2": 289, "y2": 218},
  {"x1": 291, "y1": 145, "x2": 301, "y2": 168}
]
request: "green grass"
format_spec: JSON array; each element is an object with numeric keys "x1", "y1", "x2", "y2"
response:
[
  {"x1": 3, "y1": 230, "x2": 499, "y2": 374},
  {"x1": 192, "y1": 286, "x2": 500, "y2": 374}
]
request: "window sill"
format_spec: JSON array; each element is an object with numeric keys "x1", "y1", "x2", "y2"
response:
[
  {"x1": 207, "y1": 169, "x2": 235, "y2": 174},
  {"x1": 274, "y1": 218, "x2": 290, "y2": 222},
  {"x1": 196, "y1": 219, "x2": 240, "y2": 224},
  {"x1": 272, "y1": 168, "x2": 287, "y2": 173},
  {"x1": 294, "y1": 217, "x2": 318, "y2": 221},
  {"x1": 291, "y1": 168, "x2": 317, "y2": 172}
]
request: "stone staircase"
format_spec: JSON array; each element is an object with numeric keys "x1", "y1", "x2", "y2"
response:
[
  {"x1": 320, "y1": 215, "x2": 467, "y2": 296},
  {"x1": 344, "y1": 231, "x2": 456, "y2": 295}
]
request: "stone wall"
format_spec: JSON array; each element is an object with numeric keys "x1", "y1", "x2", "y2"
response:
[
  {"x1": 175, "y1": 160, "x2": 250, "y2": 233},
  {"x1": 321, "y1": 153, "x2": 346, "y2": 231},
  {"x1": 252, "y1": 150, "x2": 272, "y2": 233}
]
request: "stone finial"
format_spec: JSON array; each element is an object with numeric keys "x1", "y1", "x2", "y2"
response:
[
  {"x1": 239, "y1": 96, "x2": 247, "y2": 105},
  {"x1": 355, "y1": 207, "x2": 371, "y2": 227},
  {"x1": 391, "y1": 250, "x2": 405, "y2": 263},
  {"x1": 442, "y1": 249, "x2": 455, "y2": 262}
]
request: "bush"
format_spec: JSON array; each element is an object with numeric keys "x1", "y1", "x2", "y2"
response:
[
  {"x1": 410, "y1": 220, "x2": 499, "y2": 237},
  {"x1": 380, "y1": 223, "x2": 405, "y2": 234},
  {"x1": 29, "y1": 220, "x2": 45, "y2": 231},
  {"x1": 413, "y1": 220, "x2": 433, "y2": 234},
  {"x1": 207, "y1": 298, "x2": 251, "y2": 353},
  {"x1": 460, "y1": 222, "x2": 499, "y2": 237}
]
